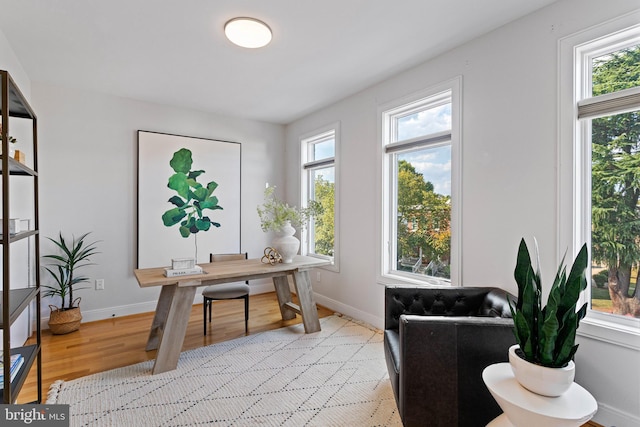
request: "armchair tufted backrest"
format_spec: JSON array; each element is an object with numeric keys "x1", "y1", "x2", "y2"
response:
[{"x1": 385, "y1": 286, "x2": 513, "y2": 331}]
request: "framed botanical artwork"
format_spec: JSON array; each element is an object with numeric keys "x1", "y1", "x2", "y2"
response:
[{"x1": 137, "y1": 131, "x2": 241, "y2": 268}]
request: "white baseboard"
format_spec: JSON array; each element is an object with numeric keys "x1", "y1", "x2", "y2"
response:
[
  {"x1": 42, "y1": 300, "x2": 161, "y2": 326},
  {"x1": 592, "y1": 401, "x2": 640, "y2": 427},
  {"x1": 313, "y1": 293, "x2": 384, "y2": 330}
]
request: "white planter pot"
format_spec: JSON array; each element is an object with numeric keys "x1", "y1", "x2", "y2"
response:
[
  {"x1": 272, "y1": 221, "x2": 299, "y2": 264},
  {"x1": 509, "y1": 344, "x2": 575, "y2": 397}
]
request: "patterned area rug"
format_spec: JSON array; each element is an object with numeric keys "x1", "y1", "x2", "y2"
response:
[{"x1": 47, "y1": 315, "x2": 402, "y2": 427}]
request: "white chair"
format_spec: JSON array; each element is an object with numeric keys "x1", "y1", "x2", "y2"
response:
[{"x1": 202, "y1": 253, "x2": 249, "y2": 335}]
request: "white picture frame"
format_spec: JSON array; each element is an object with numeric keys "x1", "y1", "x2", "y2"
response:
[{"x1": 137, "y1": 131, "x2": 241, "y2": 268}]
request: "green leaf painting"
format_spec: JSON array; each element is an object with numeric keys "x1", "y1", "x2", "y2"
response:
[{"x1": 162, "y1": 148, "x2": 223, "y2": 238}]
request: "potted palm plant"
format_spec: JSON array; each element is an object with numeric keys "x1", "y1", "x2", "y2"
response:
[
  {"x1": 257, "y1": 185, "x2": 322, "y2": 263},
  {"x1": 43, "y1": 232, "x2": 99, "y2": 334},
  {"x1": 509, "y1": 237, "x2": 588, "y2": 396}
]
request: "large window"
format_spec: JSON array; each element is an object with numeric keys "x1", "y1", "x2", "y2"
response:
[
  {"x1": 579, "y1": 33, "x2": 640, "y2": 323},
  {"x1": 380, "y1": 78, "x2": 460, "y2": 285},
  {"x1": 301, "y1": 125, "x2": 338, "y2": 267},
  {"x1": 561, "y1": 18, "x2": 640, "y2": 338}
]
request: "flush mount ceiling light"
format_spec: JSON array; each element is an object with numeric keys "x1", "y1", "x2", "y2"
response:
[{"x1": 224, "y1": 17, "x2": 272, "y2": 49}]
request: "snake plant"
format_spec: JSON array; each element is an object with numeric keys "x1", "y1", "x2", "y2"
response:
[{"x1": 509, "y1": 238, "x2": 589, "y2": 368}]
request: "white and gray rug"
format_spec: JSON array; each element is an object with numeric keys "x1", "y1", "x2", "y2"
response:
[{"x1": 47, "y1": 315, "x2": 401, "y2": 427}]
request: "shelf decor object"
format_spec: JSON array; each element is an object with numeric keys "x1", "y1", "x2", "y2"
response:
[
  {"x1": 0, "y1": 218, "x2": 20, "y2": 235},
  {"x1": 0, "y1": 69, "x2": 42, "y2": 403},
  {"x1": 0, "y1": 353, "x2": 24, "y2": 385},
  {"x1": 165, "y1": 257, "x2": 201, "y2": 278},
  {"x1": 13, "y1": 150, "x2": 25, "y2": 164},
  {"x1": 171, "y1": 258, "x2": 195, "y2": 270}
]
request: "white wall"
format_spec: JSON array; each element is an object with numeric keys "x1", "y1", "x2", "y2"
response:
[
  {"x1": 284, "y1": 0, "x2": 640, "y2": 425},
  {"x1": 0, "y1": 28, "x2": 30, "y2": 99},
  {"x1": 31, "y1": 83, "x2": 285, "y2": 320}
]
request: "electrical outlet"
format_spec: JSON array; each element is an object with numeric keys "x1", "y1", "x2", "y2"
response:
[
  {"x1": 95, "y1": 279, "x2": 105, "y2": 290},
  {"x1": 316, "y1": 272, "x2": 321, "y2": 283}
]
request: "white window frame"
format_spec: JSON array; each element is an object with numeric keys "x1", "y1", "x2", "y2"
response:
[
  {"x1": 559, "y1": 11, "x2": 640, "y2": 349},
  {"x1": 300, "y1": 122, "x2": 340, "y2": 272},
  {"x1": 377, "y1": 77, "x2": 462, "y2": 286}
]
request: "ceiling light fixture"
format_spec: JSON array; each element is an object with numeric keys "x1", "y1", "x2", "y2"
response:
[{"x1": 224, "y1": 17, "x2": 272, "y2": 49}]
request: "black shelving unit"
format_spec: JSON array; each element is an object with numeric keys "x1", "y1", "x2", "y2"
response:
[{"x1": 0, "y1": 70, "x2": 41, "y2": 404}]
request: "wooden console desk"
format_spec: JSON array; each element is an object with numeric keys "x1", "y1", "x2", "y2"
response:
[{"x1": 134, "y1": 255, "x2": 330, "y2": 374}]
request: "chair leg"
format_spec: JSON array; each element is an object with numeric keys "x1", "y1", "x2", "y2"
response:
[
  {"x1": 204, "y1": 295, "x2": 248, "y2": 335},
  {"x1": 203, "y1": 298, "x2": 207, "y2": 336},
  {"x1": 203, "y1": 297, "x2": 215, "y2": 336},
  {"x1": 244, "y1": 295, "x2": 249, "y2": 334}
]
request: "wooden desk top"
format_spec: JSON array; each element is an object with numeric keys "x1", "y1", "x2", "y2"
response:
[{"x1": 134, "y1": 255, "x2": 330, "y2": 288}]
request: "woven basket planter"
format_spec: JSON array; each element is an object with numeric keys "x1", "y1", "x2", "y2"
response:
[{"x1": 48, "y1": 298, "x2": 82, "y2": 335}]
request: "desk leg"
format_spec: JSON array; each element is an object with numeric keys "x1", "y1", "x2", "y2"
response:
[
  {"x1": 146, "y1": 285, "x2": 174, "y2": 351},
  {"x1": 292, "y1": 270, "x2": 321, "y2": 333},
  {"x1": 273, "y1": 275, "x2": 297, "y2": 321},
  {"x1": 149, "y1": 284, "x2": 197, "y2": 375}
]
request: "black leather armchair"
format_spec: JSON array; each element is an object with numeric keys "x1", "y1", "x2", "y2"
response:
[{"x1": 384, "y1": 285, "x2": 516, "y2": 427}]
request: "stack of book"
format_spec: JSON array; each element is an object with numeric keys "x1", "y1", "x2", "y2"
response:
[
  {"x1": 163, "y1": 257, "x2": 203, "y2": 277},
  {"x1": 0, "y1": 353, "x2": 24, "y2": 387}
]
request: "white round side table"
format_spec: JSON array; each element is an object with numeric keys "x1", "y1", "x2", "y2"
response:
[{"x1": 482, "y1": 363, "x2": 597, "y2": 427}]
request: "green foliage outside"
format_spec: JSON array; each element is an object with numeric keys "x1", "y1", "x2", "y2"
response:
[
  {"x1": 590, "y1": 45, "x2": 640, "y2": 317},
  {"x1": 161, "y1": 148, "x2": 223, "y2": 238},
  {"x1": 313, "y1": 177, "x2": 335, "y2": 256},
  {"x1": 592, "y1": 269, "x2": 608, "y2": 288},
  {"x1": 396, "y1": 160, "x2": 451, "y2": 279}
]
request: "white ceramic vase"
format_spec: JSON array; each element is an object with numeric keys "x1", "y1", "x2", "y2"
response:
[
  {"x1": 508, "y1": 344, "x2": 575, "y2": 397},
  {"x1": 272, "y1": 221, "x2": 300, "y2": 264}
]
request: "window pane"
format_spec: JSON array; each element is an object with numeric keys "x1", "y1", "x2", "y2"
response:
[
  {"x1": 395, "y1": 145, "x2": 451, "y2": 279},
  {"x1": 590, "y1": 108, "x2": 640, "y2": 319},
  {"x1": 592, "y1": 45, "x2": 640, "y2": 96},
  {"x1": 396, "y1": 103, "x2": 451, "y2": 141},
  {"x1": 312, "y1": 138, "x2": 335, "y2": 161},
  {"x1": 311, "y1": 167, "x2": 334, "y2": 256}
]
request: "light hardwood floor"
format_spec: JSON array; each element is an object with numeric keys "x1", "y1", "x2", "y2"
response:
[
  {"x1": 18, "y1": 292, "x2": 333, "y2": 404},
  {"x1": 17, "y1": 293, "x2": 602, "y2": 427}
]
